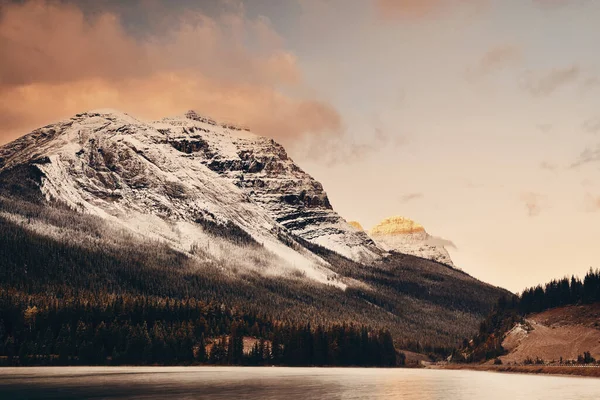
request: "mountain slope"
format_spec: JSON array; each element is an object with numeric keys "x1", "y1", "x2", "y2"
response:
[
  {"x1": 0, "y1": 109, "x2": 379, "y2": 287},
  {"x1": 501, "y1": 305, "x2": 600, "y2": 364},
  {"x1": 461, "y1": 270, "x2": 600, "y2": 363},
  {"x1": 0, "y1": 109, "x2": 508, "y2": 348}
]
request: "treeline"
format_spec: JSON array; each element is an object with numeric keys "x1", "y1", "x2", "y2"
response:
[
  {"x1": 518, "y1": 269, "x2": 600, "y2": 314},
  {"x1": 462, "y1": 269, "x2": 600, "y2": 362},
  {"x1": 0, "y1": 290, "x2": 399, "y2": 367}
]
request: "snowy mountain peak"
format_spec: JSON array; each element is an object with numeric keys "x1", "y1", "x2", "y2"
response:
[
  {"x1": 368, "y1": 216, "x2": 454, "y2": 266},
  {"x1": 348, "y1": 221, "x2": 364, "y2": 231},
  {"x1": 370, "y1": 216, "x2": 425, "y2": 235},
  {"x1": 0, "y1": 110, "x2": 382, "y2": 283},
  {"x1": 183, "y1": 110, "x2": 218, "y2": 125}
]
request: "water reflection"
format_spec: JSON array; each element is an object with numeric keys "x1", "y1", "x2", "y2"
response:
[{"x1": 0, "y1": 366, "x2": 598, "y2": 400}]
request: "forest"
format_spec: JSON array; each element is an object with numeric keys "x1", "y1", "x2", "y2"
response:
[
  {"x1": 0, "y1": 290, "x2": 399, "y2": 367},
  {"x1": 0, "y1": 165, "x2": 505, "y2": 365},
  {"x1": 463, "y1": 269, "x2": 600, "y2": 362},
  {"x1": 0, "y1": 174, "x2": 403, "y2": 367}
]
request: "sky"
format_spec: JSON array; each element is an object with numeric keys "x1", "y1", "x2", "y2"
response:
[{"x1": 1, "y1": 0, "x2": 600, "y2": 292}]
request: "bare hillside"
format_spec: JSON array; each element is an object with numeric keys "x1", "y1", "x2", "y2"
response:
[{"x1": 500, "y1": 304, "x2": 600, "y2": 364}]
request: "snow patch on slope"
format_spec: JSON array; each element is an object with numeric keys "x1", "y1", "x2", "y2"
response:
[{"x1": 0, "y1": 109, "x2": 357, "y2": 288}]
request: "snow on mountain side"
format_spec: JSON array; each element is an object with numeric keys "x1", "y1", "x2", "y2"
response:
[
  {"x1": 0, "y1": 109, "x2": 381, "y2": 286},
  {"x1": 153, "y1": 110, "x2": 382, "y2": 262},
  {"x1": 348, "y1": 221, "x2": 364, "y2": 231},
  {"x1": 367, "y1": 216, "x2": 454, "y2": 266}
]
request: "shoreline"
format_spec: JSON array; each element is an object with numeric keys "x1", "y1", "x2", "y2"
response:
[{"x1": 430, "y1": 363, "x2": 600, "y2": 378}]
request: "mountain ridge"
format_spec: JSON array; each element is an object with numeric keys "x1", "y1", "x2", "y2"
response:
[{"x1": 0, "y1": 109, "x2": 509, "y2": 348}]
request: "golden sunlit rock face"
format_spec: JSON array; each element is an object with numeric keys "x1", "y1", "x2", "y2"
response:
[
  {"x1": 348, "y1": 221, "x2": 364, "y2": 231},
  {"x1": 369, "y1": 216, "x2": 425, "y2": 236}
]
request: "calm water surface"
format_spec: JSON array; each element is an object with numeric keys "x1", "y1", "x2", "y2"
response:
[{"x1": 0, "y1": 366, "x2": 598, "y2": 400}]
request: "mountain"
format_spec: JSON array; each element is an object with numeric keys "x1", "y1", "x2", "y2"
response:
[
  {"x1": 0, "y1": 109, "x2": 381, "y2": 288},
  {"x1": 0, "y1": 109, "x2": 507, "y2": 349},
  {"x1": 500, "y1": 304, "x2": 600, "y2": 364},
  {"x1": 462, "y1": 270, "x2": 600, "y2": 364},
  {"x1": 368, "y1": 216, "x2": 454, "y2": 266}
]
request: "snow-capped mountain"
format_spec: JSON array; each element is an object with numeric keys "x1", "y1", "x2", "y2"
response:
[
  {"x1": 0, "y1": 109, "x2": 381, "y2": 286},
  {"x1": 0, "y1": 109, "x2": 512, "y2": 348},
  {"x1": 367, "y1": 216, "x2": 454, "y2": 266}
]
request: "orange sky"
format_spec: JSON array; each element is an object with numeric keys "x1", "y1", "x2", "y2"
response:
[{"x1": 2, "y1": 0, "x2": 600, "y2": 292}]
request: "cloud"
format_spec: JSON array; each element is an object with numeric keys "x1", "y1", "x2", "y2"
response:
[
  {"x1": 581, "y1": 76, "x2": 600, "y2": 93},
  {"x1": 520, "y1": 192, "x2": 546, "y2": 217},
  {"x1": 571, "y1": 145, "x2": 600, "y2": 168},
  {"x1": 374, "y1": 0, "x2": 486, "y2": 20},
  {"x1": 584, "y1": 193, "x2": 600, "y2": 212},
  {"x1": 583, "y1": 117, "x2": 600, "y2": 135},
  {"x1": 520, "y1": 66, "x2": 581, "y2": 96},
  {"x1": 299, "y1": 121, "x2": 406, "y2": 165},
  {"x1": 0, "y1": 0, "x2": 341, "y2": 146},
  {"x1": 540, "y1": 161, "x2": 558, "y2": 171},
  {"x1": 532, "y1": 0, "x2": 590, "y2": 9},
  {"x1": 537, "y1": 123, "x2": 553, "y2": 133},
  {"x1": 426, "y1": 236, "x2": 457, "y2": 249},
  {"x1": 399, "y1": 193, "x2": 424, "y2": 203},
  {"x1": 469, "y1": 45, "x2": 521, "y2": 77}
]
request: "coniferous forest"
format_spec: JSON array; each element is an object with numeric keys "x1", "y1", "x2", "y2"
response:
[
  {"x1": 0, "y1": 291, "x2": 398, "y2": 367},
  {"x1": 0, "y1": 181, "x2": 400, "y2": 367},
  {"x1": 0, "y1": 167, "x2": 504, "y2": 366},
  {"x1": 463, "y1": 269, "x2": 600, "y2": 362}
]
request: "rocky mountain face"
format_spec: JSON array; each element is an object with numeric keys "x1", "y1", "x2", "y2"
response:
[
  {"x1": 155, "y1": 110, "x2": 381, "y2": 262},
  {"x1": 0, "y1": 109, "x2": 380, "y2": 286},
  {"x1": 367, "y1": 216, "x2": 454, "y2": 266},
  {"x1": 0, "y1": 109, "x2": 508, "y2": 347}
]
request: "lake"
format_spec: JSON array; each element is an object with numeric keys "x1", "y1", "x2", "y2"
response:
[{"x1": 0, "y1": 366, "x2": 598, "y2": 399}]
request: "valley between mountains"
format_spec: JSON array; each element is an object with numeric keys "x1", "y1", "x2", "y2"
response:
[{"x1": 0, "y1": 110, "x2": 508, "y2": 365}]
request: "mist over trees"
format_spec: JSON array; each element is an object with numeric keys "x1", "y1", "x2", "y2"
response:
[{"x1": 0, "y1": 164, "x2": 506, "y2": 364}]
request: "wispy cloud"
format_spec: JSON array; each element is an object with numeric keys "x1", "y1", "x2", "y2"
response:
[
  {"x1": 520, "y1": 192, "x2": 546, "y2": 217},
  {"x1": 520, "y1": 66, "x2": 580, "y2": 96},
  {"x1": 300, "y1": 121, "x2": 407, "y2": 165},
  {"x1": 426, "y1": 236, "x2": 457, "y2": 249},
  {"x1": 469, "y1": 44, "x2": 521, "y2": 77},
  {"x1": 540, "y1": 161, "x2": 558, "y2": 171},
  {"x1": 584, "y1": 193, "x2": 600, "y2": 212},
  {"x1": 374, "y1": 0, "x2": 486, "y2": 20},
  {"x1": 399, "y1": 193, "x2": 424, "y2": 203},
  {"x1": 583, "y1": 117, "x2": 600, "y2": 135},
  {"x1": 532, "y1": 0, "x2": 590, "y2": 9},
  {"x1": 571, "y1": 145, "x2": 600, "y2": 168},
  {"x1": 537, "y1": 123, "x2": 553, "y2": 133}
]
